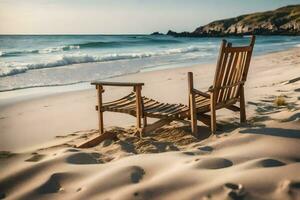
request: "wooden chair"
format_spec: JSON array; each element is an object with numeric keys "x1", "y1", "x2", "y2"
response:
[
  {"x1": 188, "y1": 35, "x2": 255, "y2": 135},
  {"x1": 77, "y1": 36, "x2": 255, "y2": 148},
  {"x1": 77, "y1": 82, "x2": 189, "y2": 147}
]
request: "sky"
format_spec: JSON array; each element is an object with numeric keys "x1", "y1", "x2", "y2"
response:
[{"x1": 0, "y1": 0, "x2": 299, "y2": 34}]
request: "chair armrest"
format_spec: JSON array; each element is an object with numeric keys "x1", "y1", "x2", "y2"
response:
[
  {"x1": 193, "y1": 88, "x2": 210, "y2": 98},
  {"x1": 91, "y1": 81, "x2": 144, "y2": 87},
  {"x1": 209, "y1": 81, "x2": 245, "y2": 91}
]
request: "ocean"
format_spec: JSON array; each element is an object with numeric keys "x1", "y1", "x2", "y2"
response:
[{"x1": 0, "y1": 35, "x2": 300, "y2": 92}]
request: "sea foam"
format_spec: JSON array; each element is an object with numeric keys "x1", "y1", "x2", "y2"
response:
[{"x1": 0, "y1": 45, "x2": 206, "y2": 77}]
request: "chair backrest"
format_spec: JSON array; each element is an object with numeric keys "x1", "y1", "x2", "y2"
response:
[{"x1": 212, "y1": 35, "x2": 255, "y2": 105}]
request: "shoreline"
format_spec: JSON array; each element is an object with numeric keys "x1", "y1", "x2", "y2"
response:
[{"x1": 0, "y1": 46, "x2": 299, "y2": 106}]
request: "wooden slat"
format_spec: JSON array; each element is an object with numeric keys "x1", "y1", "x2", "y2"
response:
[
  {"x1": 195, "y1": 101, "x2": 210, "y2": 109},
  {"x1": 106, "y1": 96, "x2": 137, "y2": 109},
  {"x1": 218, "y1": 42, "x2": 233, "y2": 103},
  {"x1": 104, "y1": 96, "x2": 153, "y2": 113},
  {"x1": 225, "y1": 51, "x2": 240, "y2": 100},
  {"x1": 103, "y1": 92, "x2": 135, "y2": 107},
  {"x1": 144, "y1": 102, "x2": 167, "y2": 112},
  {"x1": 167, "y1": 105, "x2": 189, "y2": 116},
  {"x1": 76, "y1": 131, "x2": 117, "y2": 148},
  {"x1": 224, "y1": 46, "x2": 252, "y2": 53},
  {"x1": 160, "y1": 104, "x2": 184, "y2": 115},
  {"x1": 148, "y1": 104, "x2": 175, "y2": 115},
  {"x1": 228, "y1": 51, "x2": 243, "y2": 99},
  {"x1": 216, "y1": 50, "x2": 229, "y2": 102},
  {"x1": 105, "y1": 107, "x2": 135, "y2": 114},
  {"x1": 218, "y1": 49, "x2": 235, "y2": 103},
  {"x1": 212, "y1": 40, "x2": 227, "y2": 107},
  {"x1": 195, "y1": 95, "x2": 208, "y2": 101},
  {"x1": 242, "y1": 36, "x2": 255, "y2": 81},
  {"x1": 213, "y1": 40, "x2": 227, "y2": 85},
  {"x1": 195, "y1": 99, "x2": 208, "y2": 104},
  {"x1": 122, "y1": 99, "x2": 152, "y2": 110},
  {"x1": 143, "y1": 101, "x2": 162, "y2": 110},
  {"x1": 232, "y1": 51, "x2": 247, "y2": 98},
  {"x1": 161, "y1": 104, "x2": 183, "y2": 112},
  {"x1": 229, "y1": 52, "x2": 242, "y2": 99},
  {"x1": 91, "y1": 81, "x2": 144, "y2": 87},
  {"x1": 195, "y1": 100, "x2": 211, "y2": 110},
  {"x1": 143, "y1": 100, "x2": 160, "y2": 108},
  {"x1": 141, "y1": 119, "x2": 173, "y2": 134},
  {"x1": 216, "y1": 98, "x2": 239, "y2": 109},
  {"x1": 120, "y1": 98, "x2": 153, "y2": 111},
  {"x1": 221, "y1": 51, "x2": 237, "y2": 102}
]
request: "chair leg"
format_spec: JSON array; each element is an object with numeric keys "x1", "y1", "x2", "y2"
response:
[
  {"x1": 99, "y1": 111, "x2": 104, "y2": 134},
  {"x1": 189, "y1": 95, "x2": 198, "y2": 136},
  {"x1": 210, "y1": 96, "x2": 217, "y2": 134},
  {"x1": 143, "y1": 116, "x2": 147, "y2": 127},
  {"x1": 135, "y1": 85, "x2": 142, "y2": 131},
  {"x1": 239, "y1": 86, "x2": 246, "y2": 124},
  {"x1": 97, "y1": 85, "x2": 104, "y2": 134},
  {"x1": 188, "y1": 72, "x2": 198, "y2": 136},
  {"x1": 139, "y1": 128, "x2": 145, "y2": 138}
]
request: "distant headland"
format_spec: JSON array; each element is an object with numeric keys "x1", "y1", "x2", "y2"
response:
[{"x1": 152, "y1": 5, "x2": 300, "y2": 37}]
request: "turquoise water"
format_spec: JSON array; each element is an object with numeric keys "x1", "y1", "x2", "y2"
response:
[{"x1": 0, "y1": 35, "x2": 300, "y2": 91}]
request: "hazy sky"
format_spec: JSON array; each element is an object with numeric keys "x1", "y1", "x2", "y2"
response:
[{"x1": 0, "y1": 0, "x2": 299, "y2": 34}]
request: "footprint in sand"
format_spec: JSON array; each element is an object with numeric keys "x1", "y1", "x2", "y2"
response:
[
  {"x1": 130, "y1": 166, "x2": 145, "y2": 183},
  {"x1": 133, "y1": 191, "x2": 139, "y2": 197},
  {"x1": 290, "y1": 181, "x2": 300, "y2": 190},
  {"x1": 117, "y1": 140, "x2": 136, "y2": 153},
  {"x1": 36, "y1": 173, "x2": 65, "y2": 194},
  {"x1": 0, "y1": 151, "x2": 16, "y2": 159},
  {"x1": 194, "y1": 158, "x2": 233, "y2": 169},
  {"x1": 258, "y1": 158, "x2": 286, "y2": 168},
  {"x1": 66, "y1": 152, "x2": 102, "y2": 164},
  {"x1": 64, "y1": 148, "x2": 80, "y2": 153},
  {"x1": 198, "y1": 146, "x2": 214, "y2": 152},
  {"x1": 224, "y1": 182, "x2": 245, "y2": 199},
  {"x1": 182, "y1": 151, "x2": 207, "y2": 156},
  {"x1": 25, "y1": 153, "x2": 45, "y2": 162},
  {"x1": 279, "y1": 180, "x2": 300, "y2": 196}
]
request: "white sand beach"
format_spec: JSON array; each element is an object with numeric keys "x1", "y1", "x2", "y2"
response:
[{"x1": 0, "y1": 47, "x2": 300, "y2": 200}]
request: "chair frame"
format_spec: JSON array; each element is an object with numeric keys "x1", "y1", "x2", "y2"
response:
[{"x1": 188, "y1": 35, "x2": 255, "y2": 135}]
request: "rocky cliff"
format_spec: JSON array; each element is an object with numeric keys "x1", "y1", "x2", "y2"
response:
[{"x1": 167, "y1": 5, "x2": 300, "y2": 37}]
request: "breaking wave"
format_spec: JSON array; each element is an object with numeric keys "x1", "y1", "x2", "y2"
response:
[
  {"x1": 0, "y1": 46, "x2": 206, "y2": 77},
  {"x1": 0, "y1": 45, "x2": 80, "y2": 57}
]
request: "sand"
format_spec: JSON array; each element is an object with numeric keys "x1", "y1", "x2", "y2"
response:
[{"x1": 0, "y1": 48, "x2": 300, "y2": 200}]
